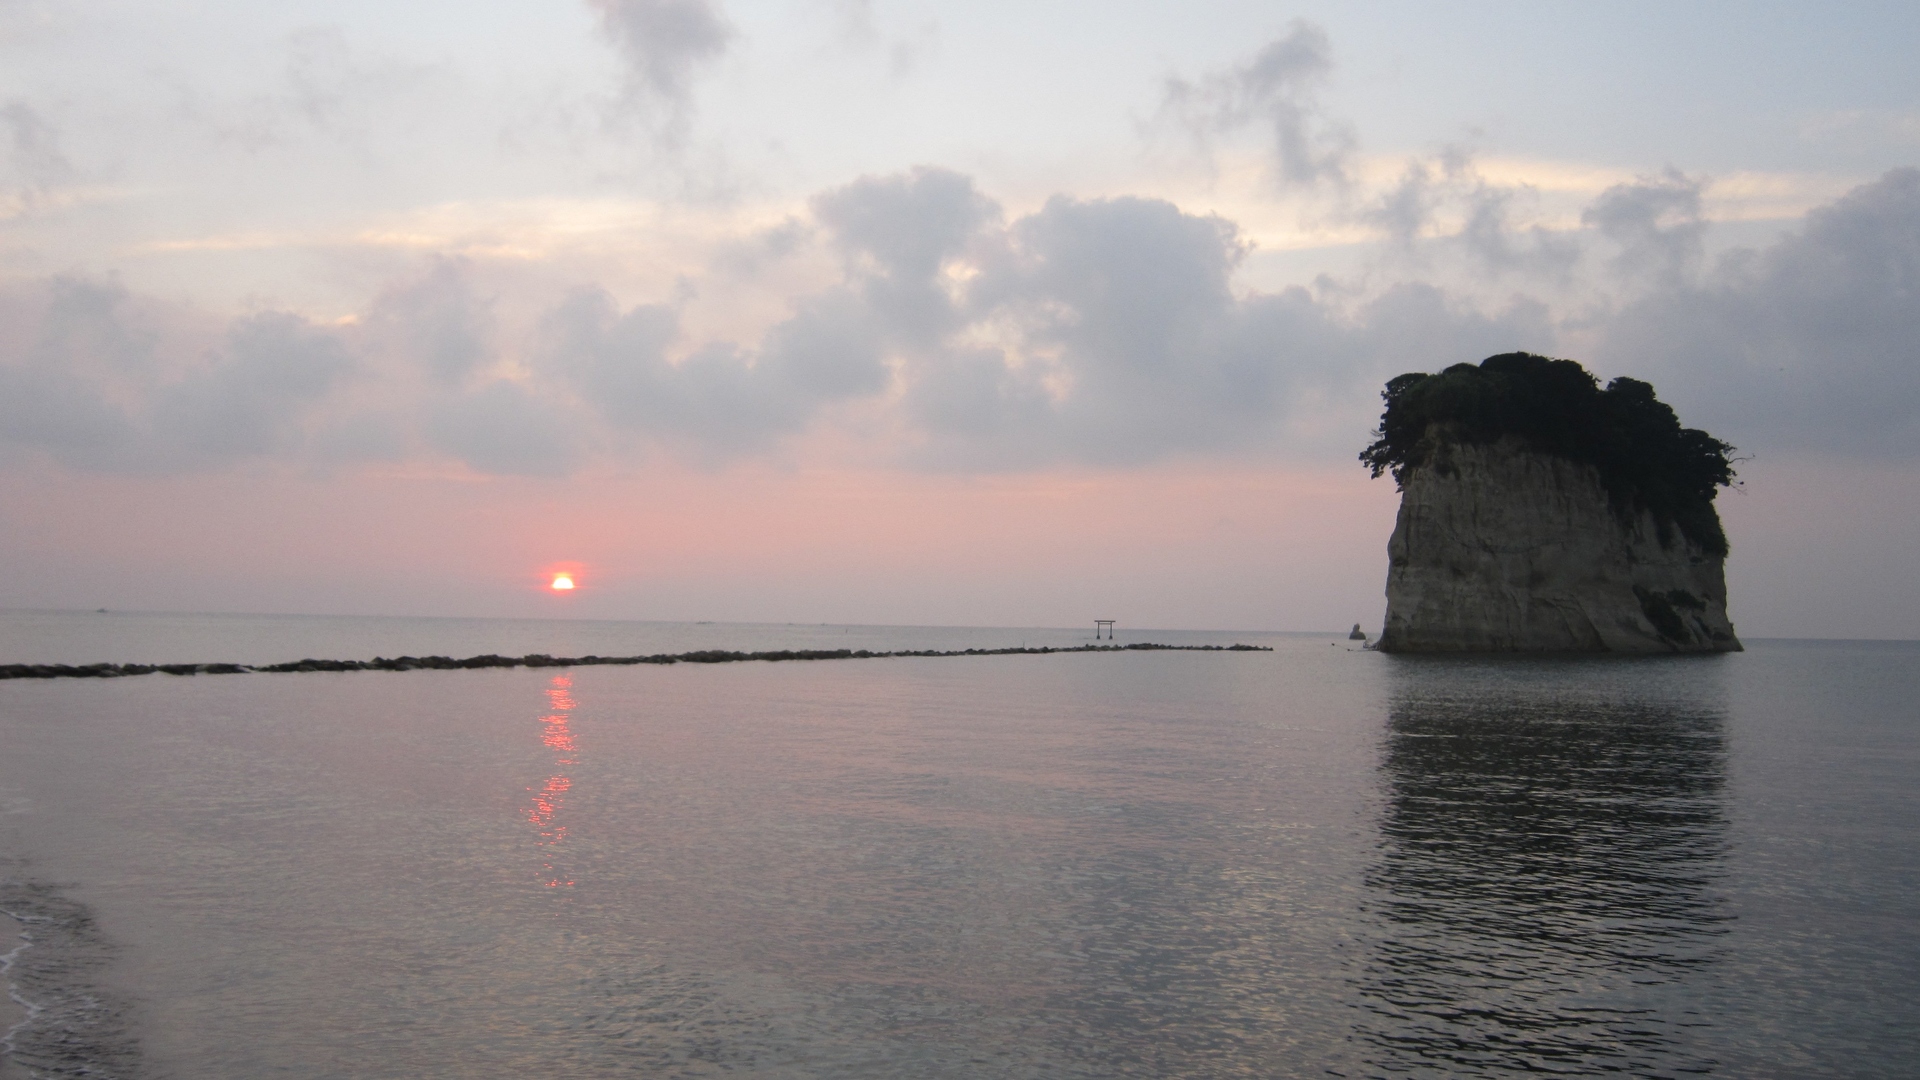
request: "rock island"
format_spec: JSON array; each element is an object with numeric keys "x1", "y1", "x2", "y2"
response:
[{"x1": 1361, "y1": 352, "x2": 1741, "y2": 653}]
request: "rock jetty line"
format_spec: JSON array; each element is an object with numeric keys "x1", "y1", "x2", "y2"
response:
[{"x1": 1, "y1": 642, "x2": 1271, "y2": 681}]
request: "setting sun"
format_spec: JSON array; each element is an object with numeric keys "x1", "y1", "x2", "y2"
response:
[{"x1": 540, "y1": 562, "x2": 587, "y2": 595}]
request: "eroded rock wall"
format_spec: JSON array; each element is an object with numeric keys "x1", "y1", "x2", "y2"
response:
[{"x1": 1377, "y1": 438, "x2": 1740, "y2": 653}]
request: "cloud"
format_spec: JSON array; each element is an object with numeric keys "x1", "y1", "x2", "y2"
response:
[
  {"x1": 282, "y1": 26, "x2": 358, "y2": 130},
  {"x1": 935, "y1": 197, "x2": 1551, "y2": 466},
  {"x1": 538, "y1": 282, "x2": 886, "y2": 461},
  {"x1": 797, "y1": 175, "x2": 1551, "y2": 468},
  {"x1": 962, "y1": 195, "x2": 1267, "y2": 454},
  {"x1": 805, "y1": 172, "x2": 1340, "y2": 465},
  {"x1": 537, "y1": 288, "x2": 778, "y2": 451},
  {"x1": 589, "y1": 0, "x2": 733, "y2": 141},
  {"x1": 1596, "y1": 168, "x2": 1920, "y2": 458},
  {"x1": 365, "y1": 257, "x2": 496, "y2": 385},
  {"x1": 1456, "y1": 178, "x2": 1581, "y2": 281},
  {"x1": 4, "y1": 169, "x2": 1914, "y2": 479},
  {"x1": 1358, "y1": 146, "x2": 1581, "y2": 280},
  {"x1": 0, "y1": 169, "x2": 1562, "y2": 476},
  {"x1": 813, "y1": 167, "x2": 998, "y2": 283},
  {"x1": 426, "y1": 379, "x2": 583, "y2": 477},
  {"x1": 1364, "y1": 158, "x2": 1443, "y2": 250},
  {"x1": 187, "y1": 27, "x2": 449, "y2": 157},
  {"x1": 1159, "y1": 21, "x2": 1354, "y2": 188},
  {"x1": 832, "y1": 0, "x2": 878, "y2": 47},
  {"x1": 1581, "y1": 167, "x2": 1708, "y2": 286},
  {"x1": 0, "y1": 278, "x2": 165, "y2": 469},
  {"x1": 146, "y1": 312, "x2": 354, "y2": 465},
  {"x1": 1, "y1": 98, "x2": 76, "y2": 213},
  {"x1": 760, "y1": 289, "x2": 888, "y2": 400},
  {"x1": 0, "y1": 279, "x2": 354, "y2": 471},
  {"x1": 811, "y1": 165, "x2": 999, "y2": 345}
]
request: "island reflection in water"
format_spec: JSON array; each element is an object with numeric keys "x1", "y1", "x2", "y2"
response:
[
  {"x1": 1356, "y1": 659, "x2": 1732, "y2": 1078},
  {"x1": 526, "y1": 672, "x2": 578, "y2": 888}
]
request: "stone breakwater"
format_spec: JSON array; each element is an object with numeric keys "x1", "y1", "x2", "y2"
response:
[
  {"x1": 0, "y1": 642, "x2": 1271, "y2": 681},
  {"x1": 1378, "y1": 437, "x2": 1740, "y2": 653}
]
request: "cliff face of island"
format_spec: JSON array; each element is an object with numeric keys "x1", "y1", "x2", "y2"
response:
[
  {"x1": 1362, "y1": 353, "x2": 1742, "y2": 654},
  {"x1": 1379, "y1": 437, "x2": 1739, "y2": 652}
]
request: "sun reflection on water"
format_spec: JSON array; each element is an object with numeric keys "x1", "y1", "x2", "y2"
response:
[{"x1": 525, "y1": 673, "x2": 578, "y2": 888}]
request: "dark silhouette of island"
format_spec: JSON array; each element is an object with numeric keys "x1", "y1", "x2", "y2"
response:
[
  {"x1": 1361, "y1": 353, "x2": 1741, "y2": 653},
  {"x1": 0, "y1": 642, "x2": 1271, "y2": 681}
]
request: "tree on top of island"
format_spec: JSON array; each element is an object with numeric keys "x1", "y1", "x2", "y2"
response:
[{"x1": 1359, "y1": 352, "x2": 1738, "y2": 555}]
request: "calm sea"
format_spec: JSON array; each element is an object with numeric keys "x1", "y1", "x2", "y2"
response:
[{"x1": 0, "y1": 611, "x2": 1914, "y2": 1078}]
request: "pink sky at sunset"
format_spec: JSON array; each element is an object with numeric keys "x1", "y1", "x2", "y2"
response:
[{"x1": 4, "y1": 451, "x2": 1913, "y2": 638}]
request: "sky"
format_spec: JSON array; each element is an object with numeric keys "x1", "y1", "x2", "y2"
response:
[{"x1": 2, "y1": 0, "x2": 1917, "y2": 636}]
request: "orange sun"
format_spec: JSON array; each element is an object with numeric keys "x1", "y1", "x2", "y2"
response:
[{"x1": 550, "y1": 574, "x2": 575, "y2": 591}]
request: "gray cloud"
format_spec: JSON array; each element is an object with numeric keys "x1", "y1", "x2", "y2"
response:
[
  {"x1": 426, "y1": 379, "x2": 582, "y2": 477},
  {"x1": 308, "y1": 412, "x2": 408, "y2": 466},
  {"x1": 1582, "y1": 167, "x2": 1707, "y2": 286},
  {"x1": 502, "y1": 169, "x2": 1560, "y2": 470},
  {"x1": 707, "y1": 216, "x2": 809, "y2": 277},
  {"x1": 147, "y1": 312, "x2": 354, "y2": 466},
  {"x1": 773, "y1": 174, "x2": 1545, "y2": 468},
  {"x1": 1357, "y1": 146, "x2": 1580, "y2": 280},
  {"x1": 186, "y1": 27, "x2": 447, "y2": 157},
  {"x1": 515, "y1": 172, "x2": 988, "y2": 462},
  {"x1": 1, "y1": 98, "x2": 76, "y2": 208},
  {"x1": 1364, "y1": 159, "x2": 1442, "y2": 251},
  {"x1": 538, "y1": 282, "x2": 886, "y2": 460},
  {"x1": 6, "y1": 169, "x2": 1912, "y2": 479},
  {"x1": 1457, "y1": 179, "x2": 1581, "y2": 281},
  {"x1": 535, "y1": 287, "x2": 789, "y2": 451},
  {"x1": 1159, "y1": 21, "x2": 1354, "y2": 187},
  {"x1": 760, "y1": 289, "x2": 888, "y2": 400},
  {"x1": 813, "y1": 167, "x2": 998, "y2": 281},
  {"x1": 833, "y1": 0, "x2": 878, "y2": 47},
  {"x1": 589, "y1": 0, "x2": 733, "y2": 142},
  {"x1": 282, "y1": 26, "x2": 357, "y2": 130},
  {"x1": 918, "y1": 195, "x2": 1549, "y2": 467},
  {"x1": 365, "y1": 258, "x2": 495, "y2": 385},
  {"x1": 1346, "y1": 283, "x2": 1555, "y2": 382},
  {"x1": 1596, "y1": 167, "x2": 1920, "y2": 458},
  {"x1": 811, "y1": 166, "x2": 999, "y2": 345},
  {"x1": 0, "y1": 279, "x2": 354, "y2": 471},
  {"x1": 0, "y1": 279, "x2": 162, "y2": 468},
  {"x1": 21, "y1": 277, "x2": 157, "y2": 377}
]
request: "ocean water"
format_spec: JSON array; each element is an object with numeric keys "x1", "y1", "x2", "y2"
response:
[{"x1": 0, "y1": 613, "x2": 1915, "y2": 1078}]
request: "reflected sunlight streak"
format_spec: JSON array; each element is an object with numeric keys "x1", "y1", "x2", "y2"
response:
[{"x1": 524, "y1": 673, "x2": 579, "y2": 888}]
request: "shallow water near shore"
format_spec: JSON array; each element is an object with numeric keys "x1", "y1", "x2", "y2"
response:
[{"x1": 0, "y1": 613, "x2": 1915, "y2": 1077}]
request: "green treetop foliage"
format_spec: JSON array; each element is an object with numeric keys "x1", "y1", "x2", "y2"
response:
[{"x1": 1359, "y1": 353, "x2": 1737, "y2": 554}]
